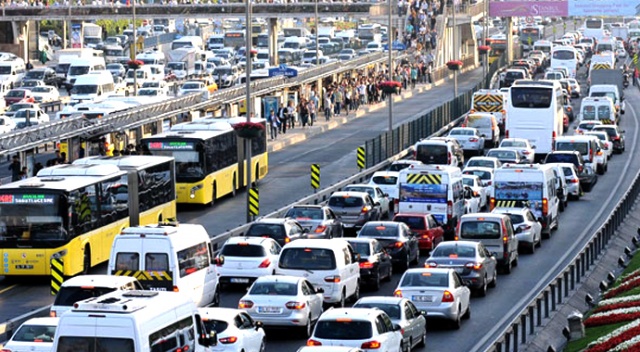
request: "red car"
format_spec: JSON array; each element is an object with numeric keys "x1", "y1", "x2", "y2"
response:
[
  {"x1": 4, "y1": 89, "x2": 34, "y2": 106},
  {"x1": 392, "y1": 213, "x2": 445, "y2": 253}
]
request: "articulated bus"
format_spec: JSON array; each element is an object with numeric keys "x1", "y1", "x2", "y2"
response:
[
  {"x1": 141, "y1": 118, "x2": 268, "y2": 205},
  {"x1": 0, "y1": 156, "x2": 177, "y2": 277}
]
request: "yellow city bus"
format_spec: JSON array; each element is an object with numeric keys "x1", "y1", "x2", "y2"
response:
[
  {"x1": 0, "y1": 156, "x2": 177, "y2": 277},
  {"x1": 141, "y1": 118, "x2": 268, "y2": 205}
]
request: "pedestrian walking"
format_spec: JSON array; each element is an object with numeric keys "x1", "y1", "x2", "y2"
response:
[
  {"x1": 267, "y1": 109, "x2": 279, "y2": 140},
  {"x1": 9, "y1": 155, "x2": 21, "y2": 182}
]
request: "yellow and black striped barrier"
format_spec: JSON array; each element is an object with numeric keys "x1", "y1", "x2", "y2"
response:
[
  {"x1": 473, "y1": 94, "x2": 503, "y2": 112},
  {"x1": 50, "y1": 258, "x2": 64, "y2": 296},
  {"x1": 311, "y1": 164, "x2": 320, "y2": 190},
  {"x1": 357, "y1": 147, "x2": 366, "y2": 170},
  {"x1": 634, "y1": 54, "x2": 638, "y2": 67},
  {"x1": 249, "y1": 187, "x2": 259, "y2": 216},
  {"x1": 406, "y1": 173, "x2": 442, "y2": 184}
]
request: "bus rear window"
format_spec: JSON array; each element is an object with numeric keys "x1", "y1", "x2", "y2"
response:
[
  {"x1": 145, "y1": 253, "x2": 169, "y2": 271},
  {"x1": 511, "y1": 87, "x2": 552, "y2": 108}
]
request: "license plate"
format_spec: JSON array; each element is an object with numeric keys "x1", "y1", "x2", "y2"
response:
[
  {"x1": 15, "y1": 265, "x2": 33, "y2": 269},
  {"x1": 412, "y1": 295, "x2": 433, "y2": 302},
  {"x1": 230, "y1": 278, "x2": 249, "y2": 284},
  {"x1": 258, "y1": 306, "x2": 281, "y2": 314}
]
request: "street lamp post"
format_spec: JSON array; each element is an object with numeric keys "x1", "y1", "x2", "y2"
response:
[
  {"x1": 388, "y1": 0, "x2": 393, "y2": 133},
  {"x1": 132, "y1": 0, "x2": 138, "y2": 96},
  {"x1": 245, "y1": 0, "x2": 253, "y2": 223},
  {"x1": 452, "y1": 0, "x2": 458, "y2": 97},
  {"x1": 315, "y1": 0, "x2": 319, "y2": 67},
  {"x1": 482, "y1": 0, "x2": 488, "y2": 81}
]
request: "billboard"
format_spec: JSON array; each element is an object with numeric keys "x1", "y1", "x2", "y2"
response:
[
  {"x1": 490, "y1": 0, "x2": 640, "y2": 17},
  {"x1": 489, "y1": 1, "x2": 568, "y2": 17}
]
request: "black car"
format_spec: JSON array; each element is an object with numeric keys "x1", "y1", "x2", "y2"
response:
[
  {"x1": 593, "y1": 125, "x2": 625, "y2": 153},
  {"x1": 544, "y1": 151, "x2": 598, "y2": 192},
  {"x1": 22, "y1": 67, "x2": 58, "y2": 87},
  {"x1": 346, "y1": 238, "x2": 393, "y2": 290},
  {"x1": 244, "y1": 218, "x2": 309, "y2": 247},
  {"x1": 357, "y1": 221, "x2": 420, "y2": 271}
]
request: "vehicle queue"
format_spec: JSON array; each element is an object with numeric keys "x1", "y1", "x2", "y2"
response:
[{"x1": 0, "y1": 17, "x2": 635, "y2": 352}]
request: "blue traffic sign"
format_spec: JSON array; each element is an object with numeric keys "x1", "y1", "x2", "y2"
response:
[{"x1": 268, "y1": 64, "x2": 298, "y2": 78}]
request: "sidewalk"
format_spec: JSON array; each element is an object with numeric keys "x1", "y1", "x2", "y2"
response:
[{"x1": 266, "y1": 63, "x2": 484, "y2": 153}]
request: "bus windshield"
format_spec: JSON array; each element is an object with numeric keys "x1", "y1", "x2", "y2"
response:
[
  {"x1": 146, "y1": 143, "x2": 204, "y2": 182},
  {"x1": 0, "y1": 192, "x2": 67, "y2": 247}
]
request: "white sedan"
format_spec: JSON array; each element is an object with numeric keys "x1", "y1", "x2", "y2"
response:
[
  {"x1": 462, "y1": 174, "x2": 488, "y2": 209},
  {"x1": 178, "y1": 81, "x2": 208, "y2": 97},
  {"x1": 239, "y1": 275, "x2": 325, "y2": 338},
  {"x1": 199, "y1": 308, "x2": 266, "y2": 352},
  {"x1": 448, "y1": 127, "x2": 485, "y2": 155},
  {"x1": 1, "y1": 317, "x2": 58, "y2": 352},
  {"x1": 30, "y1": 85, "x2": 60, "y2": 103},
  {"x1": 0, "y1": 115, "x2": 16, "y2": 133},
  {"x1": 499, "y1": 138, "x2": 536, "y2": 163},
  {"x1": 394, "y1": 268, "x2": 471, "y2": 329}
]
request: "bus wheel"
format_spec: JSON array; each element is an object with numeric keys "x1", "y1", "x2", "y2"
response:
[
  {"x1": 209, "y1": 184, "x2": 217, "y2": 207},
  {"x1": 231, "y1": 176, "x2": 237, "y2": 197},
  {"x1": 82, "y1": 246, "x2": 91, "y2": 275}
]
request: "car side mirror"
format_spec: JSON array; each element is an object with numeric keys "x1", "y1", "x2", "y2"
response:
[
  {"x1": 393, "y1": 324, "x2": 402, "y2": 332},
  {"x1": 255, "y1": 321, "x2": 264, "y2": 330},
  {"x1": 352, "y1": 253, "x2": 361, "y2": 262},
  {"x1": 383, "y1": 193, "x2": 389, "y2": 197},
  {"x1": 374, "y1": 202, "x2": 381, "y2": 206},
  {"x1": 420, "y1": 310, "x2": 428, "y2": 317},
  {"x1": 515, "y1": 227, "x2": 523, "y2": 234},
  {"x1": 531, "y1": 145, "x2": 536, "y2": 149},
  {"x1": 214, "y1": 255, "x2": 225, "y2": 266},
  {"x1": 316, "y1": 287, "x2": 325, "y2": 294}
]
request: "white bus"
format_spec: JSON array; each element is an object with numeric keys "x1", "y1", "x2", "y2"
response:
[
  {"x1": 506, "y1": 80, "x2": 564, "y2": 160},
  {"x1": 583, "y1": 18, "x2": 605, "y2": 41},
  {"x1": 550, "y1": 45, "x2": 578, "y2": 78}
]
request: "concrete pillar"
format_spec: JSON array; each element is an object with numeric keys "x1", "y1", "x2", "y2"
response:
[
  {"x1": 63, "y1": 20, "x2": 68, "y2": 49},
  {"x1": 20, "y1": 21, "x2": 29, "y2": 63},
  {"x1": 506, "y1": 17, "x2": 514, "y2": 63},
  {"x1": 268, "y1": 18, "x2": 278, "y2": 66}
]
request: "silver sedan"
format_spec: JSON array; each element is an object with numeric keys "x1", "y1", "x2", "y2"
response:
[
  {"x1": 284, "y1": 205, "x2": 343, "y2": 239},
  {"x1": 447, "y1": 127, "x2": 486, "y2": 156},
  {"x1": 238, "y1": 275, "x2": 325, "y2": 338}
]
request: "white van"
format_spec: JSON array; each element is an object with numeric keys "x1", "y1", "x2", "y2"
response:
[
  {"x1": 50, "y1": 275, "x2": 143, "y2": 317},
  {"x1": 456, "y1": 213, "x2": 518, "y2": 273},
  {"x1": 276, "y1": 239, "x2": 360, "y2": 307},
  {"x1": 589, "y1": 84, "x2": 624, "y2": 116},
  {"x1": 282, "y1": 36, "x2": 307, "y2": 51},
  {"x1": 108, "y1": 223, "x2": 222, "y2": 307},
  {"x1": 51, "y1": 290, "x2": 217, "y2": 352},
  {"x1": 171, "y1": 36, "x2": 204, "y2": 51},
  {"x1": 579, "y1": 96, "x2": 616, "y2": 125},
  {"x1": 135, "y1": 49, "x2": 166, "y2": 66},
  {"x1": 125, "y1": 65, "x2": 153, "y2": 88},
  {"x1": 70, "y1": 71, "x2": 115, "y2": 104},
  {"x1": 491, "y1": 164, "x2": 559, "y2": 237},
  {"x1": 0, "y1": 59, "x2": 26, "y2": 88},
  {"x1": 398, "y1": 164, "x2": 465, "y2": 236},
  {"x1": 65, "y1": 57, "x2": 107, "y2": 88}
]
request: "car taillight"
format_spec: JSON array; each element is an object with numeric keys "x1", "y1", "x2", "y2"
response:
[
  {"x1": 447, "y1": 200, "x2": 453, "y2": 220},
  {"x1": 570, "y1": 178, "x2": 579, "y2": 184},
  {"x1": 448, "y1": 152, "x2": 452, "y2": 165},
  {"x1": 359, "y1": 261, "x2": 374, "y2": 269},
  {"x1": 314, "y1": 225, "x2": 327, "y2": 233},
  {"x1": 490, "y1": 198, "x2": 496, "y2": 210},
  {"x1": 307, "y1": 339, "x2": 322, "y2": 346},
  {"x1": 361, "y1": 205, "x2": 371, "y2": 214},
  {"x1": 442, "y1": 290, "x2": 455, "y2": 302},
  {"x1": 519, "y1": 224, "x2": 532, "y2": 231},
  {"x1": 238, "y1": 300, "x2": 254, "y2": 309},
  {"x1": 426, "y1": 261, "x2": 438, "y2": 268},
  {"x1": 285, "y1": 237, "x2": 291, "y2": 243},
  {"x1": 394, "y1": 289, "x2": 403, "y2": 297},
  {"x1": 542, "y1": 198, "x2": 548, "y2": 216},
  {"x1": 285, "y1": 301, "x2": 307, "y2": 310},
  {"x1": 361, "y1": 340, "x2": 382, "y2": 349},
  {"x1": 522, "y1": 150, "x2": 530, "y2": 155},
  {"x1": 612, "y1": 136, "x2": 620, "y2": 141},
  {"x1": 258, "y1": 259, "x2": 271, "y2": 268},
  {"x1": 325, "y1": 275, "x2": 341, "y2": 283},
  {"x1": 465, "y1": 262, "x2": 483, "y2": 270},
  {"x1": 596, "y1": 150, "x2": 603, "y2": 156},
  {"x1": 394, "y1": 241, "x2": 404, "y2": 248},
  {"x1": 469, "y1": 137, "x2": 479, "y2": 142},
  {"x1": 50, "y1": 311, "x2": 57, "y2": 317},
  {"x1": 219, "y1": 336, "x2": 238, "y2": 344}
]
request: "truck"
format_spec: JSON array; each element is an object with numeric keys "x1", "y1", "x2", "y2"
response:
[
  {"x1": 167, "y1": 47, "x2": 198, "y2": 80},
  {"x1": 82, "y1": 22, "x2": 103, "y2": 49},
  {"x1": 589, "y1": 69, "x2": 624, "y2": 101},
  {"x1": 318, "y1": 26, "x2": 335, "y2": 38}
]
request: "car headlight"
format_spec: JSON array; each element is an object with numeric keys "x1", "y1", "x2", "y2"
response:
[{"x1": 190, "y1": 184, "x2": 203, "y2": 198}]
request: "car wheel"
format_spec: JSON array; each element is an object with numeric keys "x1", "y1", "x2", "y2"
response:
[
  {"x1": 351, "y1": 282, "x2": 360, "y2": 302},
  {"x1": 489, "y1": 269, "x2": 497, "y2": 288},
  {"x1": 417, "y1": 328, "x2": 427, "y2": 347},
  {"x1": 401, "y1": 341, "x2": 409, "y2": 352},
  {"x1": 477, "y1": 276, "x2": 487, "y2": 297},
  {"x1": 513, "y1": 253, "x2": 519, "y2": 267},
  {"x1": 559, "y1": 198, "x2": 565, "y2": 212},
  {"x1": 303, "y1": 315, "x2": 313, "y2": 338},
  {"x1": 451, "y1": 311, "x2": 462, "y2": 330},
  {"x1": 583, "y1": 183, "x2": 593, "y2": 192},
  {"x1": 211, "y1": 286, "x2": 220, "y2": 307},
  {"x1": 336, "y1": 291, "x2": 346, "y2": 308},
  {"x1": 503, "y1": 260, "x2": 512, "y2": 274}
]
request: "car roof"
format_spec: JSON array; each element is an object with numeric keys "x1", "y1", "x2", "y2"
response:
[
  {"x1": 331, "y1": 191, "x2": 370, "y2": 198},
  {"x1": 253, "y1": 218, "x2": 288, "y2": 225},
  {"x1": 18, "y1": 317, "x2": 59, "y2": 326},
  {"x1": 356, "y1": 296, "x2": 405, "y2": 305},
  {"x1": 404, "y1": 267, "x2": 452, "y2": 275},
  {"x1": 501, "y1": 138, "x2": 529, "y2": 143},
  {"x1": 225, "y1": 236, "x2": 274, "y2": 246},
  {"x1": 254, "y1": 275, "x2": 302, "y2": 284},
  {"x1": 282, "y1": 238, "x2": 351, "y2": 249},
  {"x1": 344, "y1": 184, "x2": 375, "y2": 189},
  {"x1": 461, "y1": 212, "x2": 508, "y2": 220},
  {"x1": 467, "y1": 156, "x2": 500, "y2": 162},
  {"x1": 371, "y1": 171, "x2": 400, "y2": 177},
  {"x1": 394, "y1": 212, "x2": 429, "y2": 218},
  {"x1": 318, "y1": 308, "x2": 382, "y2": 321},
  {"x1": 434, "y1": 240, "x2": 478, "y2": 248},
  {"x1": 345, "y1": 237, "x2": 376, "y2": 244},
  {"x1": 199, "y1": 307, "x2": 247, "y2": 321},
  {"x1": 362, "y1": 221, "x2": 401, "y2": 228},
  {"x1": 492, "y1": 207, "x2": 530, "y2": 214},
  {"x1": 61, "y1": 274, "x2": 138, "y2": 287},
  {"x1": 463, "y1": 166, "x2": 494, "y2": 173}
]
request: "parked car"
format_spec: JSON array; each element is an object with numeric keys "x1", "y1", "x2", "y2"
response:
[{"x1": 284, "y1": 205, "x2": 343, "y2": 239}]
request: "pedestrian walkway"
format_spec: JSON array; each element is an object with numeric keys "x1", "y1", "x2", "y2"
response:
[{"x1": 266, "y1": 63, "x2": 485, "y2": 153}]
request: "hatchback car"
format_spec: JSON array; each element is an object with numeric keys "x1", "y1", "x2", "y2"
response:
[
  {"x1": 392, "y1": 213, "x2": 445, "y2": 254},
  {"x1": 544, "y1": 151, "x2": 597, "y2": 192},
  {"x1": 239, "y1": 275, "x2": 324, "y2": 337},
  {"x1": 343, "y1": 184, "x2": 391, "y2": 219},
  {"x1": 199, "y1": 308, "x2": 266, "y2": 352},
  {"x1": 447, "y1": 127, "x2": 485, "y2": 156},
  {"x1": 492, "y1": 207, "x2": 542, "y2": 254},
  {"x1": 357, "y1": 221, "x2": 420, "y2": 271},
  {"x1": 465, "y1": 156, "x2": 502, "y2": 170},
  {"x1": 584, "y1": 131, "x2": 613, "y2": 160},
  {"x1": 486, "y1": 148, "x2": 525, "y2": 164},
  {"x1": 353, "y1": 297, "x2": 427, "y2": 352},
  {"x1": 553, "y1": 162, "x2": 582, "y2": 200},
  {"x1": 284, "y1": 205, "x2": 343, "y2": 239},
  {"x1": 217, "y1": 237, "x2": 281, "y2": 287},
  {"x1": 498, "y1": 138, "x2": 536, "y2": 163},
  {"x1": 244, "y1": 218, "x2": 309, "y2": 247},
  {"x1": 1, "y1": 317, "x2": 58, "y2": 352},
  {"x1": 592, "y1": 125, "x2": 625, "y2": 153},
  {"x1": 307, "y1": 308, "x2": 403, "y2": 351},
  {"x1": 346, "y1": 238, "x2": 393, "y2": 290},
  {"x1": 462, "y1": 174, "x2": 488, "y2": 210},
  {"x1": 368, "y1": 171, "x2": 400, "y2": 208},
  {"x1": 393, "y1": 268, "x2": 471, "y2": 329},
  {"x1": 328, "y1": 191, "x2": 382, "y2": 230},
  {"x1": 575, "y1": 120, "x2": 603, "y2": 135},
  {"x1": 425, "y1": 241, "x2": 497, "y2": 296}
]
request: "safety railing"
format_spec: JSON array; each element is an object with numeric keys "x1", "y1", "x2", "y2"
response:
[{"x1": 483, "y1": 170, "x2": 640, "y2": 352}]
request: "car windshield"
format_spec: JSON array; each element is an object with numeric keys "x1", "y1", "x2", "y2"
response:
[
  {"x1": 462, "y1": 178, "x2": 475, "y2": 187},
  {"x1": 546, "y1": 154, "x2": 579, "y2": 164},
  {"x1": 213, "y1": 67, "x2": 232, "y2": 75},
  {"x1": 449, "y1": 129, "x2": 474, "y2": 136},
  {"x1": 393, "y1": 216, "x2": 425, "y2": 230},
  {"x1": 107, "y1": 64, "x2": 122, "y2": 70},
  {"x1": 359, "y1": 224, "x2": 398, "y2": 238},
  {"x1": 69, "y1": 66, "x2": 89, "y2": 75},
  {"x1": 285, "y1": 207, "x2": 323, "y2": 220},
  {"x1": 556, "y1": 142, "x2": 588, "y2": 155},
  {"x1": 246, "y1": 224, "x2": 285, "y2": 240},
  {"x1": 432, "y1": 244, "x2": 476, "y2": 258},
  {"x1": 371, "y1": 175, "x2": 398, "y2": 185},
  {"x1": 221, "y1": 244, "x2": 266, "y2": 257},
  {"x1": 344, "y1": 187, "x2": 375, "y2": 198},
  {"x1": 314, "y1": 320, "x2": 372, "y2": 340},
  {"x1": 593, "y1": 127, "x2": 616, "y2": 137},
  {"x1": 182, "y1": 83, "x2": 201, "y2": 90},
  {"x1": 12, "y1": 323, "x2": 57, "y2": 343},
  {"x1": 467, "y1": 159, "x2": 494, "y2": 168},
  {"x1": 487, "y1": 150, "x2": 516, "y2": 160},
  {"x1": 348, "y1": 241, "x2": 371, "y2": 256},
  {"x1": 279, "y1": 248, "x2": 336, "y2": 270},
  {"x1": 579, "y1": 122, "x2": 599, "y2": 131},
  {"x1": 463, "y1": 170, "x2": 492, "y2": 180},
  {"x1": 400, "y1": 272, "x2": 449, "y2": 287},
  {"x1": 249, "y1": 281, "x2": 298, "y2": 295},
  {"x1": 31, "y1": 87, "x2": 50, "y2": 93},
  {"x1": 460, "y1": 221, "x2": 502, "y2": 239},
  {"x1": 138, "y1": 89, "x2": 159, "y2": 96},
  {"x1": 25, "y1": 71, "x2": 45, "y2": 79},
  {"x1": 328, "y1": 196, "x2": 364, "y2": 207},
  {"x1": 71, "y1": 85, "x2": 97, "y2": 94},
  {"x1": 354, "y1": 303, "x2": 401, "y2": 319},
  {"x1": 6, "y1": 90, "x2": 25, "y2": 98}
]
